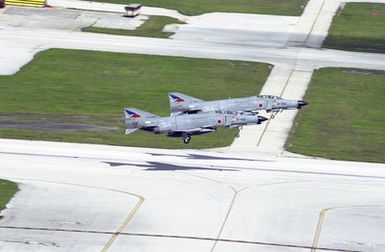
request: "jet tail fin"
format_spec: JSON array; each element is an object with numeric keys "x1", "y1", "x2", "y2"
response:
[
  {"x1": 124, "y1": 108, "x2": 159, "y2": 123},
  {"x1": 168, "y1": 92, "x2": 203, "y2": 112}
]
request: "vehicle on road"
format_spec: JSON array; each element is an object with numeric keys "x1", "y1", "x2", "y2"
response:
[
  {"x1": 124, "y1": 108, "x2": 268, "y2": 144},
  {"x1": 169, "y1": 92, "x2": 308, "y2": 118}
]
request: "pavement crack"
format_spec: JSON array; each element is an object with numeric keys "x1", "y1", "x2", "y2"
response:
[
  {"x1": 0, "y1": 225, "x2": 359, "y2": 252},
  {"x1": 3, "y1": 239, "x2": 59, "y2": 247}
]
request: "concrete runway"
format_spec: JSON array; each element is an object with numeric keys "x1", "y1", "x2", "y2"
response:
[{"x1": 1, "y1": 139, "x2": 385, "y2": 251}]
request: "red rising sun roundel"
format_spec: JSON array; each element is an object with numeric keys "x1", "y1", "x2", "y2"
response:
[
  {"x1": 258, "y1": 103, "x2": 263, "y2": 108},
  {"x1": 217, "y1": 119, "x2": 222, "y2": 124}
]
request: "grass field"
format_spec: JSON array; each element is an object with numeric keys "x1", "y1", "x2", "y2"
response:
[
  {"x1": 286, "y1": 68, "x2": 385, "y2": 163},
  {"x1": 87, "y1": 0, "x2": 308, "y2": 16},
  {"x1": 0, "y1": 49, "x2": 270, "y2": 149},
  {"x1": 0, "y1": 179, "x2": 18, "y2": 211},
  {"x1": 83, "y1": 16, "x2": 183, "y2": 38},
  {"x1": 323, "y1": 3, "x2": 385, "y2": 53}
]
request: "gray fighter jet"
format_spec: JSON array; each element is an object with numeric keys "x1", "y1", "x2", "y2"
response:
[
  {"x1": 124, "y1": 108, "x2": 268, "y2": 144},
  {"x1": 169, "y1": 92, "x2": 308, "y2": 118}
]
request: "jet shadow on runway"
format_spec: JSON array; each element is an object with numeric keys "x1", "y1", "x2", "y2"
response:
[
  {"x1": 103, "y1": 161, "x2": 238, "y2": 171},
  {"x1": 147, "y1": 153, "x2": 272, "y2": 162}
]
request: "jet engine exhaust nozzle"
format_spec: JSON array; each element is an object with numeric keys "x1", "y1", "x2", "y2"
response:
[
  {"x1": 297, "y1": 100, "x2": 308, "y2": 109},
  {"x1": 257, "y1": 116, "x2": 268, "y2": 124}
]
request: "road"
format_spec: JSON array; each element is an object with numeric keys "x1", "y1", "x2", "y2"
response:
[{"x1": 2, "y1": 27, "x2": 385, "y2": 72}]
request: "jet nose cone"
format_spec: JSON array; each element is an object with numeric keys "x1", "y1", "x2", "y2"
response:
[
  {"x1": 297, "y1": 100, "x2": 308, "y2": 109},
  {"x1": 257, "y1": 116, "x2": 268, "y2": 123}
]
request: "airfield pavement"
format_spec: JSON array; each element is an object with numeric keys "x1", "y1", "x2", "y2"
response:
[
  {"x1": 1, "y1": 139, "x2": 385, "y2": 251},
  {"x1": 0, "y1": 0, "x2": 385, "y2": 251}
]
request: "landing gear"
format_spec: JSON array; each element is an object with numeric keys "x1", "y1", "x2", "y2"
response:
[
  {"x1": 183, "y1": 133, "x2": 191, "y2": 144},
  {"x1": 236, "y1": 126, "x2": 241, "y2": 138}
]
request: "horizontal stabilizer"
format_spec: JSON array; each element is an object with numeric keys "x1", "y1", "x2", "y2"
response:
[
  {"x1": 125, "y1": 128, "x2": 138, "y2": 135},
  {"x1": 177, "y1": 128, "x2": 215, "y2": 134}
]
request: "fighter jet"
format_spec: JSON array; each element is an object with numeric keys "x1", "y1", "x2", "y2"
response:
[
  {"x1": 169, "y1": 92, "x2": 308, "y2": 118},
  {"x1": 124, "y1": 108, "x2": 268, "y2": 144}
]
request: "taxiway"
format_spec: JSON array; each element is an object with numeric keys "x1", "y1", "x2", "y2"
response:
[{"x1": 1, "y1": 139, "x2": 385, "y2": 251}]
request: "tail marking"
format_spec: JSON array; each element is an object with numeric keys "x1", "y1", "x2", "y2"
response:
[
  {"x1": 125, "y1": 109, "x2": 141, "y2": 118},
  {"x1": 170, "y1": 94, "x2": 185, "y2": 103}
]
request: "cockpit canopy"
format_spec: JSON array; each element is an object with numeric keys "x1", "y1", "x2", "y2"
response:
[{"x1": 258, "y1": 95, "x2": 282, "y2": 100}]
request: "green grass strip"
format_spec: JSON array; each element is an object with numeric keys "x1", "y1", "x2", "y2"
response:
[
  {"x1": 323, "y1": 3, "x2": 385, "y2": 53},
  {"x1": 0, "y1": 179, "x2": 18, "y2": 212},
  {"x1": 0, "y1": 49, "x2": 271, "y2": 149},
  {"x1": 84, "y1": 0, "x2": 308, "y2": 16},
  {"x1": 286, "y1": 68, "x2": 385, "y2": 163}
]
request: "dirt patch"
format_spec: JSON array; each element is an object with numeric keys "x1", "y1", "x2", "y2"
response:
[
  {"x1": 0, "y1": 113, "x2": 121, "y2": 132},
  {"x1": 342, "y1": 69, "x2": 384, "y2": 75},
  {"x1": 0, "y1": 123, "x2": 118, "y2": 132}
]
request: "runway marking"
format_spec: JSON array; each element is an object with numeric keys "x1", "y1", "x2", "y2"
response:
[
  {"x1": 101, "y1": 197, "x2": 144, "y2": 252},
  {"x1": 0, "y1": 225, "x2": 358, "y2": 252},
  {"x1": 174, "y1": 171, "x2": 226, "y2": 184},
  {"x1": 1, "y1": 177, "x2": 145, "y2": 202},
  {"x1": 210, "y1": 186, "x2": 247, "y2": 252},
  {"x1": 256, "y1": 67, "x2": 294, "y2": 147},
  {"x1": 303, "y1": 0, "x2": 327, "y2": 46},
  {"x1": 278, "y1": 69, "x2": 295, "y2": 98},
  {"x1": 311, "y1": 205, "x2": 385, "y2": 252},
  {"x1": 29, "y1": 43, "x2": 44, "y2": 54},
  {"x1": 312, "y1": 207, "x2": 330, "y2": 252},
  {"x1": 173, "y1": 172, "x2": 248, "y2": 252},
  {"x1": 256, "y1": 116, "x2": 272, "y2": 147},
  {"x1": 0, "y1": 177, "x2": 145, "y2": 252}
]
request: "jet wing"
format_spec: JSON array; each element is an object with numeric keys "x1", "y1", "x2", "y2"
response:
[
  {"x1": 172, "y1": 110, "x2": 204, "y2": 115},
  {"x1": 176, "y1": 127, "x2": 216, "y2": 134},
  {"x1": 241, "y1": 110, "x2": 259, "y2": 115}
]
